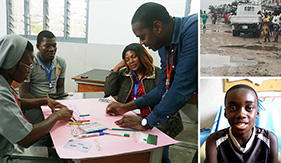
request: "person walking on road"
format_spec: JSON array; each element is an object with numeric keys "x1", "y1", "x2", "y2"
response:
[{"x1": 201, "y1": 11, "x2": 208, "y2": 29}]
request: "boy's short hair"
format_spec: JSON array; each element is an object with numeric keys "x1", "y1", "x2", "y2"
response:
[{"x1": 224, "y1": 84, "x2": 259, "y2": 106}]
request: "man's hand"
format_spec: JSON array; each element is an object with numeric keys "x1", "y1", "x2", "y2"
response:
[
  {"x1": 54, "y1": 107, "x2": 73, "y2": 121},
  {"x1": 47, "y1": 98, "x2": 68, "y2": 113},
  {"x1": 106, "y1": 102, "x2": 129, "y2": 116},
  {"x1": 115, "y1": 115, "x2": 148, "y2": 131}
]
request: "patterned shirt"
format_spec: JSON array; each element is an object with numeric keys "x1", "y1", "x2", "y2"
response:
[{"x1": 127, "y1": 75, "x2": 151, "y2": 116}]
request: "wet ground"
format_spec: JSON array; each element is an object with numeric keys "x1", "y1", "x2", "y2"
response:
[{"x1": 200, "y1": 18, "x2": 281, "y2": 76}]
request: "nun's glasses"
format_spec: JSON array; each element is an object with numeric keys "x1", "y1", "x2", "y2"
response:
[{"x1": 20, "y1": 62, "x2": 33, "y2": 70}]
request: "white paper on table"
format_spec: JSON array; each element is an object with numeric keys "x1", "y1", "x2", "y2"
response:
[{"x1": 63, "y1": 139, "x2": 93, "y2": 153}]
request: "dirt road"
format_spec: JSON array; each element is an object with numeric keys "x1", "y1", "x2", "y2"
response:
[{"x1": 200, "y1": 18, "x2": 281, "y2": 76}]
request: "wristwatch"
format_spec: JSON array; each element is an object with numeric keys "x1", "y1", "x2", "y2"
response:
[{"x1": 141, "y1": 118, "x2": 153, "y2": 130}]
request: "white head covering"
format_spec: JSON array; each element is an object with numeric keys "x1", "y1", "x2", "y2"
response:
[{"x1": 0, "y1": 34, "x2": 27, "y2": 69}]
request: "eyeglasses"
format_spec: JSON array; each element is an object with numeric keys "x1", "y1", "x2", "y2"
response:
[{"x1": 20, "y1": 62, "x2": 33, "y2": 70}]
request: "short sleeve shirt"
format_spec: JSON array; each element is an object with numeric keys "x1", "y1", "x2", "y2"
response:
[
  {"x1": 0, "y1": 75, "x2": 33, "y2": 157},
  {"x1": 24, "y1": 53, "x2": 66, "y2": 98},
  {"x1": 215, "y1": 127, "x2": 270, "y2": 162}
]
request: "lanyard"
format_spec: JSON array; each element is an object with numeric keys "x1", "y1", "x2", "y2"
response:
[
  {"x1": 132, "y1": 71, "x2": 143, "y2": 100},
  {"x1": 39, "y1": 56, "x2": 53, "y2": 89},
  {"x1": 11, "y1": 88, "x2": 30, "y2": 123},
  {"x1": 166, "y1": 45, "x2": 177, "y2": 89}
]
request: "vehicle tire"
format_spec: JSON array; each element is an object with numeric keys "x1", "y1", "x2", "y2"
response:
[
  {"x1": 233, "y1": 31, "x2": 238, "y2": 36},
  {"x1": 254, "y1": 31, "x2": 261, "y2": 38},
  {"x1": 233, "y1": 31, "x2": 240, "y2": 37}
]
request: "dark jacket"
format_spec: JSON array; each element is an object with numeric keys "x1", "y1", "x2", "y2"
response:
[{"x1": 104, "y1": 66, "x2": 183, "y2": 138}]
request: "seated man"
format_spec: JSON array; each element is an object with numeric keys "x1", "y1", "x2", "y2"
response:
[
  {"x1": 19, "y1": 30, "x2": 67, "y2": 146},
  {"x1": 19, "y1": 30, "x2": 66, "y2": 98}
]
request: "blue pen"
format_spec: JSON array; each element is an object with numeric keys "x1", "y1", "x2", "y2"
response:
[{"x1": 78, "y1": 132, "x2": 105, "y2": 138}]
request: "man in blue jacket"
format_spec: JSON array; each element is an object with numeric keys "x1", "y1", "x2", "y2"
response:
[{"x1": 106, "y1": 2, "x2": 198, "y2": 162}]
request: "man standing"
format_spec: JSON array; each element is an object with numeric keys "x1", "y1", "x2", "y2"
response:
[
  {"x1": 106, "y1": 2, "x2": 198, "y2": 162},
  {"x1": 19, "y1": 30, "x2": 67, "y2": 146}
]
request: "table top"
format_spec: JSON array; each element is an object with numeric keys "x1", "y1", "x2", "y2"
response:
[
  {"x1": 42, "y1": 97, "x2": 179, "y2": 159},
  {"x1": 72, "y1": 69, "x2": 110, "y2": 83}
]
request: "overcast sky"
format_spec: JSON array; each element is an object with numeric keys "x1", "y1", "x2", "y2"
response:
[
  {"x1": 201, "y1": 0, "x2": 236, "y2": 12},
  {"x1": 190, "y1": 0, "x2": 200, "y2": 14}
]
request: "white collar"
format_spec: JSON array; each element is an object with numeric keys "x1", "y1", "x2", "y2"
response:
[{"x1": 229, "y1": 127, "x2": 256, "y2": 153}]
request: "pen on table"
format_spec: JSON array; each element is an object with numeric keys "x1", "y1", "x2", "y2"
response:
[
  {"x1": 110, "y1": 128, "x2": 139, "y2": 132},
  {"x1": 71, "y1": 116, "x2": 78, "y2": 122},
  {"x1": 69, "y1": 122, "x2": 83, "y2": 125},
  {"x1": 78, "y1": 132, "x2": 105, "y2": 138},
  {"x1": 78, "y1": 120, "x2": 90, "y2": 123},
  {"x1": 46, "y1": 93, "x2": 77, "y2": 122},
  {"x1": 79, "y1": 114, "x2": 90, "y2": 117},
  {"x1": 104, "y1": 131, "x2": 130, "y2": 137}
]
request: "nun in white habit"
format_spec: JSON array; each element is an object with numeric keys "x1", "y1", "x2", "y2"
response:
[{"x1": 0, "y1": 34, "x2": 72, "y2": 162}]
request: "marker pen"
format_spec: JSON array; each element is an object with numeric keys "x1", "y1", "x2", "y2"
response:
[
  {"x1": 104, "y1": 131, "x2": 130, "y2": 137},
  {"x1": 79, "y1": 114, "x2": 90, "y2": 117},
  {"x1": 69, "y1": 122, "x2": 83, "y2": 125},
  {"x1": 78, "y1": 132, "x2": 105, "y2": 138},
  {"x1": 111, "y1": 128, "x2": 139, "y2": 132}
]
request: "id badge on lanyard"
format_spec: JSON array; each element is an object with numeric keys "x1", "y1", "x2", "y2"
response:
[
  {"x1": 132, "y1": 71, "x2": 144, "y2": 115},
  {"x1": 162, "y1": 45, "x2": 176, "y2": 99},
  {"x1": 39, "y1": 56, "x2": 53, "y2": 90}
]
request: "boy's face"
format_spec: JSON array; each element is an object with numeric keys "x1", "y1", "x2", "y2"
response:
[{"x1": 225, "y1": 88, "x2": 259, "y2": 137}]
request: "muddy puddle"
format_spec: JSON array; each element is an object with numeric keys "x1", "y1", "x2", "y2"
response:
[
  {"x1": 201, "y1": 54, "x2": 258, "y2": 68},
  {"x1": 201, "y1": 30, "x2": 219, "y2": 34},
  {"x1": 200, "y1": 30, "x2": 233, "y2": 34},
  {"x1": 221, "y1": 45, "x2": 280, "y2": 51}
]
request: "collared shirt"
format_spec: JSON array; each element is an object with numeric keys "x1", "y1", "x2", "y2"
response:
[
  {"x1": 134, "y1": 14, "x2": 198, "y2": 126},
  {"x1": 24, "y1": 52, "x2": 66, "y2": 98},
  {"x1": 215, "y1": 127, "x2": 270, "y2": 162},
  {"x1": 0, "y1": 75, "x2": 33, "y2": 157}
]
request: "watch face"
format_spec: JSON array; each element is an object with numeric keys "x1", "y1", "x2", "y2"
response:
[{"x1": 141, "y1": 118, "x2": 147, "y2": 126}]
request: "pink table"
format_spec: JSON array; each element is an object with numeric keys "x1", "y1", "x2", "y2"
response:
[{"x1": 42, "y1": 97, "x2": 179, "y2": 162}]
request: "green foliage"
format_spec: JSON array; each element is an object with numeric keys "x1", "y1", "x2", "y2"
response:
[{"x1": 208, "y1": 1, "x2": 238, "y2": 14}]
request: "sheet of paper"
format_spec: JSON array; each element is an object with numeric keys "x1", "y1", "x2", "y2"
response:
[
  {"x1": 63, "y1": 139, "x2": 93, "y2": 153},
  {"x1": 42, "y1": 97, "x2": 179, "y2": 159}
]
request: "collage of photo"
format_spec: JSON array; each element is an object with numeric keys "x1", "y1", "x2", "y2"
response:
[
  {"x1": 200, "y1": 0, "x2": 281, "y2": 162},
  {"x1": 0, "y1": 0, "x2": 281, "y2": 162}
]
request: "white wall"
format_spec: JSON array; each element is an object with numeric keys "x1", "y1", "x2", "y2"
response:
[
  {"x1": 200, "y1": 78, "x2": 281, "y2": 129},
  {"x1": 88, "y1": 0, "x2": 187, "y2": 45},
  {"x1": 200, "y1": 79, "x2": 225, "y2": 129},
  {"x1": 0, "y1": 0, "x2": 190, "y2": 92}
]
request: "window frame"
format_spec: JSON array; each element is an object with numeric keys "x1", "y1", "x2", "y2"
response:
[{"x1": 6, "y1": 0, "x2": 89, "y2": 43}]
